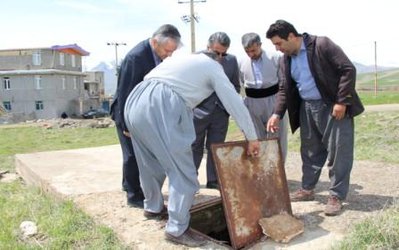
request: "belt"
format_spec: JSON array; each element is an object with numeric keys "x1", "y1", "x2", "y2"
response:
[{"x1": 245, "y1": 84, "x2": 279, "y2": 98}]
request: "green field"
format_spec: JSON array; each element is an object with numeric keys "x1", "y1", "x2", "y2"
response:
[{"x1": 357, "y1": 68, "x2": 399, "y2": 90}]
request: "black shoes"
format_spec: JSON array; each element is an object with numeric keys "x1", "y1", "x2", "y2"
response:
[
  {"x1": 206, "y1": 181, "x2": 219, "y2": 190},
  {"x1": 127, "y1": 199, "x2": 144, "y2": 208},
  {"x1": 127, "y1": 191, "x2": 145, "y2": 208}
]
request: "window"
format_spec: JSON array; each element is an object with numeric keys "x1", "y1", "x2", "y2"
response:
[
  {"x1": 35, "y1": 76, "x2": 42, "y2": 89},
  {"x1": 71, "y1": 54, "x2": 76, "y2": 67},
  {"x1": 60, "y1": 52, "x2": 65, "y2": 66},
  {"x1": 35, "y1": 101, "x2": 44, "y2": 110},
  {"x1": 73, "y1": 77, "x2": 77, "y2": 89},
  {"x1": 3, "y1": 77, "x2": 10, "y2": 90},
  {"x1": 32, "y1": 51, "x2": 41, "y2": 65},
  {"x1": 3, "y1": 101, "x2": 11, "y2": 111},
  {"x1": 62, "y1": 77, "x2": 66, "y2": 90}
]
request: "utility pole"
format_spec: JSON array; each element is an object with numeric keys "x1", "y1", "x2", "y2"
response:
[
  {"x1": 106, "y1": 42, "x2": 126, "y2": 75},
  {"x1": 374, "y1": 41, "x2": 378, "y2": 96},
  {"x1": 178, "y1": 0, "x2": 206, "y2": 53}
]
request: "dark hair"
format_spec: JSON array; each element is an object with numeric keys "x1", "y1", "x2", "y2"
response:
[
  {"x1": 266, "y1": 20, "x2": 299, "y2": 40},
  {"x1": 208, "y1": 32, "x2": 231, "y2": 48},
  {"x1": 241, "y1": 32, "x2": 261, "y2": 49},
  {"x1": 152, "y1": 24, "x2": 182, "y2": 46}
]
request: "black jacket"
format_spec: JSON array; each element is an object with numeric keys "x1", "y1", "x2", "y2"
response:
[{"x1": 110, "y1": 39, "x2": 156, "y2": 132}]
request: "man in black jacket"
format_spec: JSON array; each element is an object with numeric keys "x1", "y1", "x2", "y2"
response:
[
  {"x1": 266, "y1": 20, "x2": 364, "y2": 216},
  {"x1": 110, "y1": 24, "x2": 181, "y2": 208}
]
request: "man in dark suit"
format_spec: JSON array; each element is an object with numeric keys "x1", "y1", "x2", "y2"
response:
[
  {"x1": 192, "y1": 32, "x2": 240, "y2": 189},
  {"x1": 110, "y1": 24, "x2": 181, "y2": 208}
]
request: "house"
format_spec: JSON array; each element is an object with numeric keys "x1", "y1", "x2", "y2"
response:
[
  {"x1": 0, "y1": 44, "x2": 99, "y2": 122},
  {"x1": 83, "y1": 70, "x2": 106, "y2": 111}
]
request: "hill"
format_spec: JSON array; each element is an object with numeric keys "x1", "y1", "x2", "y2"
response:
[
  {"x1": 90, "y1": 60, "x2": 399, "y2": 94},
  {"x1": 356, "y1": 68, "x2": 399, "y2": 90},
  {"x1": 353, "y1": 61, "x2": 396, "y2": 74},
  {"x1": 91, "y1": 62, "x2": 117, "y2": 96}
]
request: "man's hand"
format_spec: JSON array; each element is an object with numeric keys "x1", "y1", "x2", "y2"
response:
[
  {"x1": 247, "y1": 140, "x2": 260, "y2": 157},
  {"x1": 266, "y1": 114, "x2": 280, "y2": 133},
  {"x1": 332, "y1": 104, "x2": 346, "y2": 120},
  {"x1": 123, "y1": 130, "x2": 131, "y2": 138}
]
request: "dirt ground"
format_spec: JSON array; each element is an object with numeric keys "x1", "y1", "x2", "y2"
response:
[
  {"x1": 71, "y1": 152, "x2": 399, "y2": 250},
  {"x1": 7, "y1": 105, "x2": 399, "y2": 249}
]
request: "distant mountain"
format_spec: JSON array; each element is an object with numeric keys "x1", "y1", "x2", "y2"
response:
[
  {"x1": 91, "y1": 62, "x2": 117, "y2": 96},
  {"x1": 353, "y1": 62, "x2": 396, "y2": 74}
]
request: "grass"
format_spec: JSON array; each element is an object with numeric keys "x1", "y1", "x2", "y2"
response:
[
  {"x1": 227, "y1": 93, "x2": 399, "y2": 164},
  {"x1": 332, "y1": 200, "x2": 399, "y2": 250},
  {"x1": 0, "y1": 180, "x2": 123, "y2": 249},
  {"x1": 0, "y1": 126, "x2": 118, "y2": 172},
  {"x1": 0, "y1": 124, "x2": 123, "y2": 249},
  {"x1": 358, "y1": 90, "x2": 399, "y2": 105},
  {"x1": 357, "y1": 68, "x2": 399, "y2": 90}
]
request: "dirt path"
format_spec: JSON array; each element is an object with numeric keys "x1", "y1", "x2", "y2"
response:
[
  {"x1": 11, "y1": 104, "x2": 399, "y2": 249},
  {"x1": 364, "y1": 103, "x2": 399, "y2": 112},
  {"x1": 72, "y1": 152, "x2": 399, "y2": 250},
  {"x1": 73, "y1": 105, "x2": 399, "y2": 249}
]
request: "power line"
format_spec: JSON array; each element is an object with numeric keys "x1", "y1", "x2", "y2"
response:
[
  {"x1": 178, "y1": 0, "x2": 206, "y2": 53},
  {"x1": 106, "y1": 42, "x2": 126, "y2": 75}
]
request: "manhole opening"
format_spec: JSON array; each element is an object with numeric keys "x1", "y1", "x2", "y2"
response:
[{"x1": 190, "y1": 198, "x2": 231, "y2": 246}]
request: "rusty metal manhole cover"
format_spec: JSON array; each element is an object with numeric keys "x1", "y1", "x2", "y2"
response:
[{"x1": 211, "y1": 139, "x2": 292, "y2": 249}]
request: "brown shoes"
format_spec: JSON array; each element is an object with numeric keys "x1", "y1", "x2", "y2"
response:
[
  {"x1": 290, "y1": 188, "x2": 315, "y2": 202},
  {"x1": 143, "y1": 205, "x2": 168, "y2": 220},
  {"x1": 324, "y1": 195, "x2": 343, "y2": 216},
  {"x1": 291, "y1": 189, "x2": 343, "y2": 216},
  {"x1": 165, "y1": 227, "x2": 207, "y2": 247}
]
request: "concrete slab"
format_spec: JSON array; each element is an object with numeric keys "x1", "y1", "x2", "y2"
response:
[
  {"x1": 16, "y1": 145, "x2": 123, "y2": 198},
  {"x1": 15, "y1": 144, "x2": 399, "y2": 249}
]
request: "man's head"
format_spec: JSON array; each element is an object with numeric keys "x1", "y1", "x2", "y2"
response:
[
  {"x1": 207, "y1": 32, "x2": 230, "y2": 62},
  {"x1": 150, "y1": 24, "x2": 182, "y2": 60},
  {"x1": 241, "y1": 32, "x2": 262, "y2": 60},
  {"x1": 266, "y1": 20, "x2": 301, "y2": 56}
]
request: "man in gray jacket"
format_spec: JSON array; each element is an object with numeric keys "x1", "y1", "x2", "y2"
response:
[
  {"x1": 266, "y1": 20, "x2": 364, "y2": 216},
  {"x1": 239, "y1": 32, "x2": 288, "y2": 162},
  {"x1": 192, "y1": 32, "x2": 240, "y2": 189}
]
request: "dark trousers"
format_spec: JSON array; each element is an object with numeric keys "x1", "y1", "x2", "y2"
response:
[
  {"x1": 300, "y1": 100, "x2": 354, "y2": 200},
  {"x1": 192, "y1": 107, "x2": 229, "y2": 183},
  {"x1": 115, "y1": 123, "x2": 143, "y2": 200}
]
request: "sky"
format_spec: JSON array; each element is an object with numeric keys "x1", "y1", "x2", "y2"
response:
[{"x1": 2, "y1": 0, "x2": 399, "y2": 70}]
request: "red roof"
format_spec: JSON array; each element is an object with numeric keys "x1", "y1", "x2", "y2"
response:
[{"x1": 51, "y1": 44, "x2": 90, "y2": 56}]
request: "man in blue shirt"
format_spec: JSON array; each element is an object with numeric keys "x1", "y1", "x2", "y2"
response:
[{"x1": 266, "y1": 20, "x2": 364, "y2": 216}]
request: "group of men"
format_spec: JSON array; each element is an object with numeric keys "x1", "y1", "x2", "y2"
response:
[{"x1": 110, "y1": 20, "x2": 364, "y2": 247}]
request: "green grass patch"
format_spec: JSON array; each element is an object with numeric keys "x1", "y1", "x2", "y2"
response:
[
  {"x1": 228, "y1": 110, "x2": 399, "y2": 164},
  {"x1": 358, "y1": 90, "x2": 399, "y2": 105},
  {"x1": 0, "y1": 125, "x2": 123, "y2": 249},
  {"x1": 0, "y1": 180, "x2": 124, "y2": 249},
  {"x1": 0, "y1": 126, "x2": 118, "y2": 156},
  {"x1": 332, "y1": 200, "x2": 399, "y2": 250},
  {"x1": 357, "y1": 69, "x2": 399, "y2": 90},
  {"x1": 355, "y1": 111, "x2": 399, "y2": 163}
]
